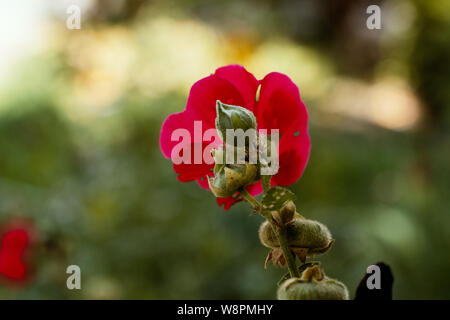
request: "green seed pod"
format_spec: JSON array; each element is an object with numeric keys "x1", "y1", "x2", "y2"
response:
[
  {"x1": 259, "y1": 217, "x2": 333, "y2": 256},
  {"x1": 208, "y1": 162, "x2": 258, "y2": 198},
  {"x1": 277, "y1": 266, "x2": 349, "y2": 300}
]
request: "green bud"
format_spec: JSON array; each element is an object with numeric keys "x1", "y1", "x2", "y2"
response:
[
  {"x1": 215, "y1": 100, "x2": 257, "y2": 144},
  {"x1": 211, "y1": 146, "x2": 225, "y2": 165},
  {"x1": 277, "y1": 265, "x2": 349, "y2": 300},
  {"x1": 212, "y1": 145, "x2": 247, "y2": 169},
  {"x1": 279, "y1": 201, "x2": 296, "y2": 224},
  {"x1": 259, "y1": 217, "x2": 333, "y2": 264},
  {"x1": 208, "y1": 162, "x2": 258, "y2": 198}
]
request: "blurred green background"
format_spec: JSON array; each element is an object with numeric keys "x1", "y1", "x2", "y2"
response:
[{"x1": 0, "y1": 0, "x2": 449, "y2": 299}]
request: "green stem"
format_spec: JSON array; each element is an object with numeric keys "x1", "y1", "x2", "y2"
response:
[
  {"x1": 261, "y1": 175, "x2": 271, "y2": 193},
  {"x1": 240, "y1": 188, "x2": 300, "y2": 278},
  {"x1": 273, "y1": 225, "x2": 300, "y2": 278},
  {"x1": 240, "y1": 188, "x2": 261, "y2": 211}
]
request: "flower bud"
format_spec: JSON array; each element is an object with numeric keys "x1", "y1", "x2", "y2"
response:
[
  {"x1": 279, "y1": 200, "x2": 296, "y2": 224},
  {"x1": 277, "y1": 265, "x2": 349, "y2": 300},
  {"x1": 212, "y1": 145, "x2": 246, "y2": 168},
  {"x1": 259, "y1": 217, "x2": 333, "y2": 264},
  {"x1": 259, "y1": 217, "x2": 333, "y2": 253},
  {"x1": 208, "y1": 162, "x2": 258, "y2": 198},
  {"x1": 215, "y1": 100, "x2": 257, "y2": 144}
]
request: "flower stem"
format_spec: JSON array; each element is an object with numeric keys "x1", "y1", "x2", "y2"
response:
[
  {"x1": 261, "y1": 175, "x2": 271, "y2": 193},
  {"x1": 240, "y1": 188, "x2": 261, "y2": 211},
  {"x1": 273, "y1": 225, "x2": 300, "y2": 278},
  {"x1": 240, "y1": 188, "x2": 300, "y2": 278}
]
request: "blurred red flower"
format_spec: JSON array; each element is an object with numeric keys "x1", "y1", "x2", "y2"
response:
[
  {"x1": 0, "y1": 220, "x2": 36, "y2": 284},
  {"x1": 160, "y1": 65, "x2": 311, "y2": 210}
]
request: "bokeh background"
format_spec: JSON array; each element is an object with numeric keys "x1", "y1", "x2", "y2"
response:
[{"x1": 0, "y1": 0, "x2": 449, "y2": 299}]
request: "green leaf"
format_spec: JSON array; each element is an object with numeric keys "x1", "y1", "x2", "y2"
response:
[{"x1": 261, "y1": 186, "x2": 296, "y2": 213}]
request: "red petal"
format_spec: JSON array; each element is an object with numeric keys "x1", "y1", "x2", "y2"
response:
[
  {"x1": 0, "y1": 230, "x2": 28, "y2": 280},
  {"x1": 214, "y1": 65, "x2": 259, "y2": 110},
  {"x1": 272, "y1": 124, "x2": 311, "y2": 186},
  {"x1": 160, "y1": 111, "x2": 195, "y2": 159},
  {"x1": 255, "y1": 72, "x2": 308, "y2": 135},
  {"x1": 160, "y1": 74, "x2": 244, "y2": 159},
  {"x1": 186, "y1": 75, "x2": 246, "y2": 128},
  {"x1": 255, "y1": 72, "x2": 311, "y2": 186},
  {"x1": 246, "y1": 180, "x2": 263, "y2": 196},
  {"x1": 172, "y1": 142, "x2": 215, "y2": 182},
  {"x1": 197, "y1": 176, "x2": 211, "y2": 190},
  {"x1": 217, "y1": 197, "x2": 241, "y2": 210}
]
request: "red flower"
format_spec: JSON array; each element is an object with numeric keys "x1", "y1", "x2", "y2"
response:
[
  {"x1": 0, "y1": 220, "x2": 36, "y2": 284},
  {"x1": 160, "y1": 65, "x2": 311, "y2": 210}
]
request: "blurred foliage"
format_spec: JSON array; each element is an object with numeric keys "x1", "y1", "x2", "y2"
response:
[{"x1": 0, "y1": 0, "x2": 449, "y2": 299}]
